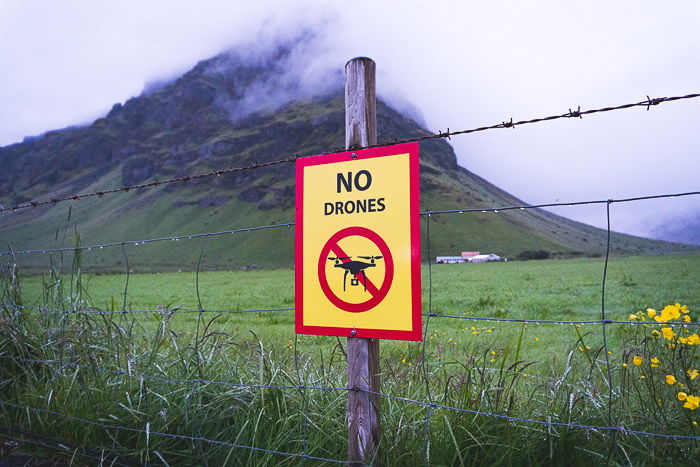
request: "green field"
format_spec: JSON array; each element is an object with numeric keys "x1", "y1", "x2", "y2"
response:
[
  {"x1": 2, "y1": 254, "x2": 700, "y2": 465},
  {"x1": 15, "y1": 254, "x2": 700, "y2": 358}
]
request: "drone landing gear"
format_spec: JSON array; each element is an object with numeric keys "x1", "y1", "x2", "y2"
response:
[{"x1": 343, "y1": 270, "x2": 368, "y2": 292}]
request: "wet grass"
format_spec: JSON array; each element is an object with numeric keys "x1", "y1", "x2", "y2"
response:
[{"x1": 2, "y1": 254, "x2": 700, "y2": 465}]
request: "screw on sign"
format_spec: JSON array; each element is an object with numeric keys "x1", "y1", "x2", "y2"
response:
[{"x1": 318, "y1": 226, "x2": 394, "y2": 313}]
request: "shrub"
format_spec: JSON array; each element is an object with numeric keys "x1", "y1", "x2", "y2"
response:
[{"x1": 516, "y1": 249, "x2": 550, "y2": 260}]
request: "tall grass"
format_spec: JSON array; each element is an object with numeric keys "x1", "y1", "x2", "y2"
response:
[{"x1": 2, "y1": 256, "x2": 700, "y2": 465}]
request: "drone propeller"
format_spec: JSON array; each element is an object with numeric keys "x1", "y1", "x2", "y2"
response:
[
  {"x1": 328, "y1": 256, "x2": 351, "y2": 261},
  {"x1": 358, "y1": 255, "x2": 383, "y2": 260}
]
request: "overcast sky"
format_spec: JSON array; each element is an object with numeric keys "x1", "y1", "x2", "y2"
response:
[{"x1": 1, "y1": 1, "x2": 699, "y2": 239}]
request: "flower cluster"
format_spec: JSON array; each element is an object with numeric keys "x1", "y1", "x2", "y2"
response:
[
  {"x1": 677, "y1": 392, "x2": 700, "y2": 410},
  {"x1": 629, "y1": 303, "x2": 691, "y2": 324},
  {"x1": 629, "y1": 303, "x2": 700, "y2": 347},
  {"x1": 626, "y1": 303, "x2": 700, "y2": 419}
]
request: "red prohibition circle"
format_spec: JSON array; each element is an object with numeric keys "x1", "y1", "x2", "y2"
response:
[{"x1": 317, "y1": 226, "x2": 394, "y2": 313}]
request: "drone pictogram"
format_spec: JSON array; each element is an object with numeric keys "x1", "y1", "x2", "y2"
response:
[{"x1": 328, "y1": 255, "x2": 383, "y2": 292}]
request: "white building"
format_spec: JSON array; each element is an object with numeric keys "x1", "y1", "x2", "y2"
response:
[
  {"x1": 435, "y1": 256, "x2": 465, "y2": 264},
  {"x1": 469, "y1": 254, "x2": 502, "y2": 263}
]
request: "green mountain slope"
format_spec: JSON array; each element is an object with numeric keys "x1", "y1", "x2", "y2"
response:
[{"x1": 0, "y1": 43, "x2": 696, "y2": 272}]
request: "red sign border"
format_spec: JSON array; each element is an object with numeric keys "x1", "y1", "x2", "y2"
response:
[{"x1": 295, "y1": 142, "x2": 422, "y2": 341}]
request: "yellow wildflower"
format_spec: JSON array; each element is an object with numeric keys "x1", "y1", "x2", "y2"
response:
[
  {"x1": 666, "y1": 375, "x2": 677, "y2": 385},
  {"x1": 533, "y1": 337, "x2": 539, "y2": 342},
  {"x1": 684, "y1": 395, "x2": 700, "y2": 410},
  {"x1": 622, "y1": 363, "x2": 628, "y2": 368},
  {"x1": 647, "y1": 309, "x2": 657, "y2": 318},
  {"x1": 661, "y1": 327, "x2": 676, "y2": 340},
  {"x1": 694, "y1": 421, "x2": 698, "y2": 426},
  {"x1": 633, "y1": 356, "x2": 643, "y2": 366},
  {"x1": 641, "y1": 375, "x2": 646, "y2": 379},
  {"x1": 688, "y1": 369, "x2": 699, "y2": 380},
  {"x1": 402, "y1": 359, "x2": 406, "y2": 364},
  {"x1": 650, "y1": 357, "x2": 660, "y2": 368},
  {"x1": 487, "y1": 329, "x2": 493, "y2": 333},
  {"x1": 661, "y1": 304, "x2": 681, "y2": 322},
  {"x1": 629, "y1": 314, "x2": 638, "y2": 321},
  {"x1": 679, "y1": 337, "x2": 689, "y2": 344},
  {"x1": 689, "y1": 334, "x2": 700, "y2": 345},
  {"x1": 679, "y1": 392, "x2": 688, "y2": 401},
  {"x1": 680, "y1": 304, "x2": 690, "y2": 314},
  {"x1": 651, "y1": 330, "x2": 660, "y2": 338},
  {"x1": 684, "y1": 315, "x2": 692, "y2": 323}
]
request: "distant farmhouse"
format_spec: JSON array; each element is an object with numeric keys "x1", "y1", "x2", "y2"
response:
[{"x1": 435, "y1": 251, "x2": 503, "y2": 264}]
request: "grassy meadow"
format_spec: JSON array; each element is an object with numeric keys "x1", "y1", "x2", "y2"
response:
[{"x1": 2, "y1": 253, "x2": 700, "y2": 465}]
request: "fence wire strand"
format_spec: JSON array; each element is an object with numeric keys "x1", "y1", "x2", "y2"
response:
[
  {"x1": 0, "y1": 400, "x2": 355, "y2": 465},
  {"x1": 1, "y1": 93, "x2": 698, "y2": 214},
  {"x1": 3, "y1": 190, "x2": 699, "y2": 258},
  {"x1": 0, "y1": 428, "x2": 143, "y2": 467}
]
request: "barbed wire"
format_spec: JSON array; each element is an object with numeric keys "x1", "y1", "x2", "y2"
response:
[
  {"x1": 2, "y1": 189, "x2": 699, "y2": 258},
  {"x1": 0, "y1": 400, "x2": 355, "y2": 465},
  {"x1": 1, "y1": 93, "x2": 698, "y2": 214}
]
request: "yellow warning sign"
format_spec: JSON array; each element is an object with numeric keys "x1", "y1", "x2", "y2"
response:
[{"x1": 295, "y1": 143, "x2": 421, "y2": 341}]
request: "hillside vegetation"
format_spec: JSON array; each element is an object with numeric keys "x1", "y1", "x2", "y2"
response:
[{"x1": 1, "y1": 41, "x2": 695, "y2": 272}]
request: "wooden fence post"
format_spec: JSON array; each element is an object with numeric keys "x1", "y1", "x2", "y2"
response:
[{"x1": 345, "y1": 57, "x2": 381, "y2": 466}]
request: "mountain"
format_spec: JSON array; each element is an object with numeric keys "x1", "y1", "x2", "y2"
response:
[
  {"x1": 0, "y1": 39, "x2": 696, "y2": 272},
  {"x1": 649, "y1": 211, "x2": 700, "y2": 246}
]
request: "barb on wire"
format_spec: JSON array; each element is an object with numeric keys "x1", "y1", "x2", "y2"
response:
[{"x1": 2, "y1": 92, "x2": 698, "y2": 214}]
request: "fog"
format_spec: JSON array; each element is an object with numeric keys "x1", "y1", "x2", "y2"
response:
[{"x1": 1, "y1": 1, "x2": 698, "y2": 241}]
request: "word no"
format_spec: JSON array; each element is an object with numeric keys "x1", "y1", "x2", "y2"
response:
[{"x1": 324, "y1": 170, "x2": 386, "y2": 216}]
